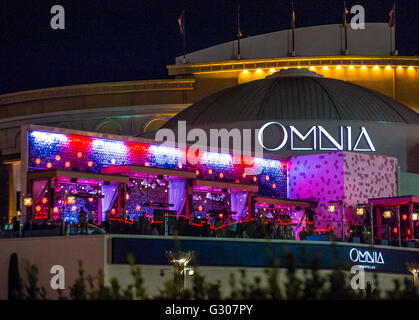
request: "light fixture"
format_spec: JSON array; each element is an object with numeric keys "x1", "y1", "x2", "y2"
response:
[
  {"x1": 310, "y1": 66, "x2": 315, "y2": 70},
  {"x1": 373, "y1": 65, "x2": 379, "y2": 70},
  {"x1": 356, "y1": 207, "x2": 366, "y2": 216},
  {"x1": 67, "y1": 195, "x2": 76, "y2": 205},
  {"x1": 385, "y1": 65, "x2": 391, "y2": 70},
  {"x1": 361, "y1": 65, "x2": 366, "y2": 70},
  {"x1": 256, "y1": 69, "x2": 262, "y2": 73},
  {"x1": 397, "y1": 66, "x2": 402, "y2": 69},
  {"x1": 243, "y1": 69, "x2": 249, "y2": 74},
  {"x1": 327, "y1": 204, "x2": 336, "y2": 213},
  {"x1": 411, "y1": 212, "x2": 419, "y2": 221},
  {"x1": 166, "y1": 250, "x2": 194, "y2": 291},
  {"x1": 23, "y1": 196, "x2": 33, "y2": 206},
  {"x1": 383, "y1": 209, "x2": 393, "y2": 219},
  {"x1": 349, "y1": 65, "x2": 354, "y2": 69},
  {"x1": 270, "y1": 68, "x2": 275, "y2": 72},
  {"x1": 408, "y1": 66, "x2": 414, "y2": 70},
  {"x1": 407, "y1": 262, "x2": 419, "y2": 288},
  {"x1": 323, "y1": 66, "x2": 328, "y2": 70},
  {"x1": 336, "y1": 65, "x2": 341, "y2": 70}
]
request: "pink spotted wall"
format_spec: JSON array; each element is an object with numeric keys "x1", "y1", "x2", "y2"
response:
[
  {"x1": 288, "y1": 151, "x2": 397, "y2": 236},
  {"x1": 343, "y1": 153, "x2": 397, "y2": 226}
]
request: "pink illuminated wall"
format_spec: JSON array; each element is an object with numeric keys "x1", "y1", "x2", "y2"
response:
[{"x1": 288, "y1": 152, "x2": 397, "y2": 236}]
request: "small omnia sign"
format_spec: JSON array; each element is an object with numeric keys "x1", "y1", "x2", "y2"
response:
[{"x1": 349, "y1": 248, "x2": 384, "y2": 264}]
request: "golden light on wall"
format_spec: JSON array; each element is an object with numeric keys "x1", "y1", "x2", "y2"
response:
[
  {"x1": 256, "y1": 69, "x2": 262, "y2": 73},
  {"x1": 361, "y1": 65, "x2": 367, "y2": 70},
  {"x1": 327, "y1": 204, "x2": 336, "y2": 213},
  {"x1": 323, "y1": 66, "x2": 328, "y2": 70},
  {"x1": 336, "y1": 65, "x2": 341, "y2": 70},
  {"x1": 385, "y1": 65, "x2": 391, "y2": 70},
  {"x1": 397, "y1": 66, "x2": 402, "y2": 70},
  {"x1": 356, "y1": 207, "x2": 366, "y2": 216},
  {"x1": 373, "y1": 65, "x2": 379, "y2": 70},
  {"x1": 408, "y1": 66, "x2": 414, "y2": 70},
  {"x1": 23, "y1": 197, "x2": 33, "y2": 206},
  {"x1": 243, "y1": 69, "x2": 249, "y2": 74},
  {"x1": 270, "y1": 68, "x2": 275, "y2": 72},
  {"x1": 349, "y1": 65, "x2": 354, "y2": 70},
  {"x1": 383, "y1": 209, "x2": 393, "y2": 219}
]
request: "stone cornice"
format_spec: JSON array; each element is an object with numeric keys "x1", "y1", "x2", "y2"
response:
[{"x1": 0, "y1": 79, "x2": 195, "y2": 106}]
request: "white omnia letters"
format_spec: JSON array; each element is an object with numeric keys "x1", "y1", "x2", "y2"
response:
[
  {"x1": 258, "y1": 122, "x2": 376, "y2": 152},
  {"x1": 349, "y1": 248, "x2": 384, "y2": 264}
]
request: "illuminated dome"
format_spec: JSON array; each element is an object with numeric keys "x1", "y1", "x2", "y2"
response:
[{"x1": 164, "y1": 68, "x2": 419, "y2": 127}]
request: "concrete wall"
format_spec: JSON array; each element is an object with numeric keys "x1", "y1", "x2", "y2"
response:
[
  {"x1": 0, "y1": 235, "x2": 107, "y2": 300},
  {"x1": 107, "y1": 264, "x2": 410, "y2": 298}
]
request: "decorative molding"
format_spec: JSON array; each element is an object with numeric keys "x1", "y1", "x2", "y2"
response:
[
  {"x1": 0, "y1": 79, "x2": 195, "y2": 106},
  {"x1": 167, "y1": 55, "x2": 419, "y2": 75}
]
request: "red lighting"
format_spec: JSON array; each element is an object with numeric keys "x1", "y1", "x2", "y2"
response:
[
  {"x1": 111, "y1": 208, "x2": 116, "y2": 215},
  {"x1": 218, "y1": 213, "x2": 223, "y2": 218},
  {"x1": 393, "y1": 227, "x2": 398, "y2": 233},
  {"x1": 77, "y1": 152, "x2": 83, "y2": 158},
  {"x1": 242, "y1": 173, "x2": 246, "y2": 178},
  {"x1": 145, "y1": 162, "x2": 149, "y2": 167},
  {"x1": 65, "y1": 161, "x2": 71, "y2": 168},
  {"x1": 235, "y1": 179, "x2": 240, "y2": 183},
  {"x1": 125, "y1": 194, "x2": 130, "y2": 200},
  {"x1": 46, "y1": 162, "x2": 52, "y2": 168},
  {"x1": 41, "y1": 197, "x2": 48, "y2": 204},
  {"x1": 402, "y1": 214, "x2": 407, "y2": 220},
  {"x1": 408, "y1": 229, "x2": 411, "y2": 235},
  {"x1": 35, "y1": 158, "x2": 41, "y2": 165},
  {"x1": 88, "y1": 161, "x2": 93, "y2": 167},
  {"x1": 55, "y1": 155, "x2": 61, "y2": 161},
  {"x1": 53, "y1": 207, "x2": 59, "y2": 213},
  {"x1": 35, "y1": 205, "x2": 41, "y2": 212},
  {"x1": 195, "y1": 170, "x2": 200, "y2": 176},
  {"x1": 88, "y1": 197, "x2": 94, "y2": 202}
]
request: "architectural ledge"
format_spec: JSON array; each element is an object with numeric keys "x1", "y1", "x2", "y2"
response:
[{"x1": 0, "y1": 79, "x2": 195, "y2": 106}]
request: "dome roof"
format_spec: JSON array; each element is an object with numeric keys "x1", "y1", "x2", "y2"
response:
[{"x1": 164, "y1": 68, "x2": 419, "y2": 127}]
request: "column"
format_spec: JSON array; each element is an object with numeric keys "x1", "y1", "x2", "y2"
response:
[{"x1": 376, "y1": 206, "x2": 382, "y2": 241}]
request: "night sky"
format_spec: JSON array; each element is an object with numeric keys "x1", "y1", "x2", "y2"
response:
[{"x1": 0, "y1": 0, "x2": 418, "y2": 94}]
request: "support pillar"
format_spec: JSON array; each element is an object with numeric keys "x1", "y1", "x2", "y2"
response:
[
  {"x1": 376, "y1": 206, "x2": 382, "y2": 241},
  {"x1": 409, "y1": 202, "x2": 415, "y2": 240}
]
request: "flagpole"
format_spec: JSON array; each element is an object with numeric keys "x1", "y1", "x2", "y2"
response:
[
  {"x1": 237, "y1": 5, "x2": 241, "y2": 60},
  {"x1": 183, "y1": 11, "x2": 186, "y2": 62},
  {"x1": 291, "y1": 1, "x2": 296, "y2": 56},
  {"x1": 343, "y1": 1, "x2": 349, "y2": 55}
]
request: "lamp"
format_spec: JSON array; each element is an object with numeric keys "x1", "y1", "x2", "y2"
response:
[
  {"x1": 407, "y1": 262, "x2": 419, "y2": 288},
  {"x1": 327, "y1": 204, "x2": 336, "y2": 213},
  {"x1": 166, "y1": 250, "x2": 194, "y2": 292},
  {"x1": 356, "y1": 207, "x2": 366, "y2": 216},
  {"x1": 23, "y1": 196, "x2": 33, "y2": 206},
  {"x1": 411, "y1": 212, "x2": 419, "y2": 221},
  {"x1": 383, "y1": 209, "x2": 393, "y2": 219},
  {"x1": 67, "y1": 195, "x2": 76, "y2": 205}
]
